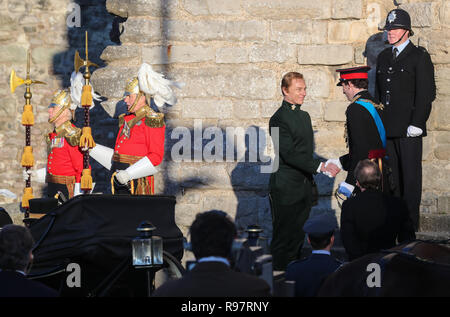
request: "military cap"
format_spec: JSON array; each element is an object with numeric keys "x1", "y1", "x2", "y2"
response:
[
  {"x1": 303, "y1": 212, "x2": 338, "y2": 235},
  {"x1": 383, "y1": 8, "x2": 414, "y2": 36},
  {"x1": 336, "y1": 66, "x2": 370, "y2": 86}
]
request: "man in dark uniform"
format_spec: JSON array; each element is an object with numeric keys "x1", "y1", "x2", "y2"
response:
[
  {"x1": 285, "y1": 212, "x2": 342, "y2": 297},
  {"x1": 375, "y1": 8, "x2": 436, "y2": 230},
  {"x1": 328, "y1": 66, "x2": 388, "y2": 196},
  {"x1": 340, "y1": 159, "x2": 416, "y2": 261},
  {"x1": 152, "y1": 210, "x2": 271, "y2": 297},
  {"x1": 269, "y1": 72, "x2": 340, "y2": 271}
]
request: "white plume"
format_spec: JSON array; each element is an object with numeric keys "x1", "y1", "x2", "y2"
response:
[
  {"x1": 70, "y1": 71, "x2": 101, "y2": 110},
  {"x1": 137, "y1": 63, "x2": 184, "y2": 108}
]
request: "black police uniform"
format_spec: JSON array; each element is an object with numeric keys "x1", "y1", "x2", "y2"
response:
[
  {"x1": 374, "y1": 9, "x2": 436, "y2": 230},
  {"x1": 285, "y1": 213, "x2": 341, "y2": 297},
  {"x1": 269, "y1": 100, "x2": 322, "y2": 271}
]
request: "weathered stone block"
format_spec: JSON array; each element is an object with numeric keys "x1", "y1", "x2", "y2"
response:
[
  {"x1": 216, "y1": 47, "x2": 249, "y2": 64},
  {"x1": 324, "y1": 101, "x2": 347, "y2": 122},
  {"x1": 434, "y1": 144, "x2": 450, "y2": 161},
  {"x1": 298, "y1": 45, "x2": 353, "y2": 65},
  {"x1": 106, "y1": 0, "x2": 178, "y2": 18},
  {"x1": 422, "y1": 29, "x2": 450, "y2": 64},
  {"x1": 435, "y1": 67, "x2": 450, "y2": 96},
  {"x1": 201, "y1": 191, "x2": 238, "y2": 218},
  {"x1": 121, "y1": 17, "x2": 161, "y2": 44},
  {"x1": 163, "y1": 20, "x2": 265, "y2": 42},
  {"x1": 100, "y1": 45, "x2": 141, "y2": 62},
  {"x1": 332, "y1": 0, "x2": 362, "y2": 19},
  {"x1": 301, "y1": 68, "x2": 331, "y2": 98},
  {"x1": 429, "y1": 98, "x2": 450, "y2": 131},
  {"x1": 172, "y1": 67, "x2": 277, "y2": 99},
  {"x1": 181, "y1": 98, "x2": 233, "y2": 119},
  {"x1": 301, "y1": 99, "x2": 323, "y2": 122},
  {"x1": 0, "y1": 44, "x2": 27, "y2": 63},
  {"x1": 233, "y1": 100, "x2": 260, "y2": 119},
  {"x1": 270, "y1": 20, "x2": 327, "y2": 44},
  {"x1": 249, "y1": 44, "x2": 296, "y2": 63},
  {"x1": 228, "y1": 162, "x2": 270, "y2": 190},
  {"x1": 400, "y1": 3, "x2": 437, "y2": 28},
  {"x1": 261, "y1": 100, "x2": 281, "y2": 118},
  {"x1": 242, "y1": 0, "x2": 332, "y2": 19},
  {"x1": 91, "y1": 66, "x2": 139, "y2": 98},
  {"x1": 182, "y1": 0, "x2": 242, "y2": 16},
  {"x1": 437, "y1": 196, "x2": 450, "y2": 213},
  {"x1": 422, "y1": 162, "x2": 450, "y2": 191},
  {"x1": 31, "y1": 47, "x2": 65, "y2": 65},
  {"x1": 441, "y1": 2, "x2": 450, "y2": 27},
  {"x1": 328, "y1": 21, "x2": 369, "y2": 43}
]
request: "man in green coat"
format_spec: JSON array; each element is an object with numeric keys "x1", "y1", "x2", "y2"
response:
[{"x1": 269, "y1": 72, "x2": 340, "y2": 271}]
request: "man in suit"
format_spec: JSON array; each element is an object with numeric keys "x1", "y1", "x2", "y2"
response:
[
  {"x1": 269, "y1": 72, "x2": 340, "y2": 271},
  {"x1": 328, "y1": 66, "x2": 389, "y2": 196},
  {"x1": 340, "y1": 159, "x2": 416, "y2": 261},
  {"x1": 375, "y1": 8, "x2": 436, "y2": 230},
  {"x1": 285, "y1": 212, "x2": 342, "y2": 297},
  {"x1": 152, "y1": 210, "x2": 271, "y2": 297},
  {"x1": 0, "y1": 224, "x2": 58, "y2": 297}
]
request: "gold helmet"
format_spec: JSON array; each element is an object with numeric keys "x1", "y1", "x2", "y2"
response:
[
  {"x1": 48, "y1": 89, "x2": 74, "y2": 124},
  {"x1": 123, "y1": 77, "x2": 140, "y2": 98}
]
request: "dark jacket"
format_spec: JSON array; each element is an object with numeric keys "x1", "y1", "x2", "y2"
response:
[
  {"x1": 269, "y1": 100, "x2": 321, "y2": 205},
  {"x1": 152, "y1": 261, "x2": 271, "y2": 297},
  {"x1": 0, "y1": 270, "x2": 58, "y2": 297},
  {"x1": 339, "y1": 90, "x2": 384, "y2": 186},
  {"x1": 285, "y1": 253, "x2": 341, "y2": 297},
  {"x1": 375, "y1": 41, "x2": 436, "y2": 138},
  {"x1": 340, "y1": 189, "x2": 416, "y2": 261}
]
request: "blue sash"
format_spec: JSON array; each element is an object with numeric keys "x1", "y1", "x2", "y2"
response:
[{"x1": 355, "y1": 100, "x2": 386, "y2": 148}]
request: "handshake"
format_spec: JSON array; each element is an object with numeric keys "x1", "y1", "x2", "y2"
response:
[{"x1": 320, "y1": 158, "x2": 342, "y2": 178}]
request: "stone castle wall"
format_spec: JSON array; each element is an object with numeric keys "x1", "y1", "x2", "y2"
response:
[{"x1": 0, "y1": 0, "x2": 449, "y2": 239}]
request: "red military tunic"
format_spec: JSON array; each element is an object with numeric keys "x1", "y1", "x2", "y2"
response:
[
  {"x1": 113, "y1": 106, "x2": 165, "y2": 194},
  {"x1": 46, "y1": 121, "x2": 84, "y2": 198}
]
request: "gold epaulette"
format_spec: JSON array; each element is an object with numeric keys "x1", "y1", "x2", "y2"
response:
[
  {"x1": 118, "y1": 113, "x2": 126, "y2": 127},
  {"x1": 55, "y1": 121, "x2": 82, "y2": 147},
  {"x1": 358, "y1": 98, "x2": 384, "y2": 111},
  {"x1": 145, "y1": 112, "x2": 165, "y2": 128}
]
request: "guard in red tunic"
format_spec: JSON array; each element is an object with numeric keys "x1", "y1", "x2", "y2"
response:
[
  {"x1": 90, "y1": 63, "x2": 182, "y2": 194},
  {"x1": 24, "y1": 72, "x2": 100, "y2": 199}
]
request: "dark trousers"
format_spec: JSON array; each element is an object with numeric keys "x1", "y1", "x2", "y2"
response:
[
  {"x1": 269, "y1": 195, "x2": 311, "y2": 271},
  {"x1": 386, "y1": 137, "x2": 422, "y2": 231}
]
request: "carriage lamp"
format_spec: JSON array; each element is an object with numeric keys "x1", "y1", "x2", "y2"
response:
[
  {"x1": 245, "y1": 224, "x2": 269, "y2": 254},
  {"x1": 132, "y1": 221, "x2": 163, "y2": 268}
]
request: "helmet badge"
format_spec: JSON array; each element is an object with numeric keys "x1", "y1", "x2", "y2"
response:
[{"x1": 388, "y1": 11, "x2": 397, "y2": 23}]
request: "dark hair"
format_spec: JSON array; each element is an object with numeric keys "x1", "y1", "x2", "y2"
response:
[
  {"x1": 308, "y1": 232, "x2": 334, "y2": 250},
  {"x1": 354, "y1": 159, "x2": 381, "y2": 190},
  {"x1": 281, "y1": 72, "x2": 304, "y2": 96},
  {"x1": 343, "y1": 79, "x2": 368, "y2": 90},
  {"x1": 190, "y1": 210, "x2": 237, "y2": 259},
  {"x1": 0, "y1": 224, "x2": 34, "y2": 271}
]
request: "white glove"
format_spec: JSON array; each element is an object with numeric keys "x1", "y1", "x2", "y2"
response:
[
  {"x1": 338, "y1": 182, "x2": 355, "y2": 198},
  {"x1": 74, "y1": 183, "x2": 82, "y2": 196},
  {"x1": 407, "y1": 125, "x2": 423, "y2": 137},
  {"x1": 23, "y1": 169, "x2": 32, "y2": 181},
  {"x1": 326, "y1": 158, "x2": 343, "y2": 170},
  {"x1": 116, "y1": 170, "x2": 131, "y2": 185},
  {"x1": 22, "y1": 168, "x2": 46, "y2": 183}
]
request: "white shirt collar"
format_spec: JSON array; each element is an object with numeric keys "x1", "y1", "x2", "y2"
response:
[
  {"x1": 197, "y1": 256, "x2": 230, "y2": 266},
  {"x1": 312, "y1": 250, "x2": 331, "y2": 256},
  {"x1": 393, "y1": 39, "x2": 410, "y2": 56}
]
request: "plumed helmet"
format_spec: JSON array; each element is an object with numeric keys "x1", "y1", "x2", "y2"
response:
[
  {"x1": 383, "y1": 8, "x2": 414, "y2": 36},
  {"x1": 123, "y1": 63, "x2": 184, "y2": 108}
]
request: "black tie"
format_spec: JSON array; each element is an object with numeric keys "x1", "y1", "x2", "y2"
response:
[{"x1": 393, "y1": 48, "x2": 398, "y2": 61}]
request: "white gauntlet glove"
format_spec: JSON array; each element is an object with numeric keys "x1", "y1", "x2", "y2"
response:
[{"x1": 115, "y1": 170, "x2": 131, "y2": 185}]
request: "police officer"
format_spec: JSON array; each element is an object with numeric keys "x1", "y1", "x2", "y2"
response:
[
  {"x1": 328, "y1": 66, "x2": 388, "y2": 196},
  {"x1": 375, "y1": 9, "x2": 436, "y2": 231},
  {"x1": 285, "y1": 212, "x2": 342, "y2": 297}
]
